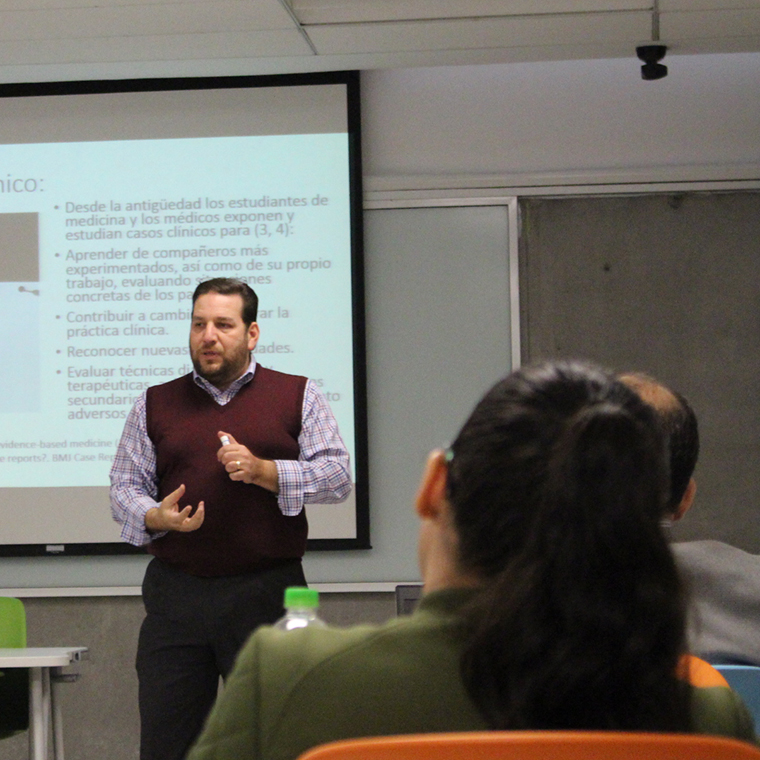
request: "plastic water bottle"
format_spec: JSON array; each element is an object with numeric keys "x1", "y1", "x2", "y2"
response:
[{"x1": 273, "y1": 586, "x2": 327, "y2": 630}]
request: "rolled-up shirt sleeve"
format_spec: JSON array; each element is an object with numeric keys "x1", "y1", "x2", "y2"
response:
[
  {"x1": 109, "y1": 392, "x2": 164, "y2": 546},
  {"x1": 274, "y1": 380, "x2": 352, "y2": 516}
]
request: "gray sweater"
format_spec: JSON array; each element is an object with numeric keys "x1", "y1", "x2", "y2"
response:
[{"x1": 674, "y1": 540, "x2": 760, "y2": 665}]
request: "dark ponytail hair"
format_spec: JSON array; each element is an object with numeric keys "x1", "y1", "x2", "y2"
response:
[{"x1": 448, "y1": 361, "x2": 691, "y2": 731}]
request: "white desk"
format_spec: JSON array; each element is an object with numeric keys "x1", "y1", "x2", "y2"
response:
[{"x1": 0, "y1": 647, "x2": 87, "y2": 760}]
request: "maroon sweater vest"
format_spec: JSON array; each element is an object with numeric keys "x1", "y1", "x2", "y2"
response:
[{"x1": 145, "y1": 366, "x2": 308, "y2": 577}]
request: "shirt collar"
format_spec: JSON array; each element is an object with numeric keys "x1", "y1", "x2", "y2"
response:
[{"x1": 192, "y1": 357, "x2": 257, "y2": 394}]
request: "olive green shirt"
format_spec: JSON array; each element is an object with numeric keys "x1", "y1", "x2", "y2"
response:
[{"x1": 188, "y1": 589, "x2": 756, "y2": 760}]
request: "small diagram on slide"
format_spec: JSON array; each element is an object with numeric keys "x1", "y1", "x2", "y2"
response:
[{"x1": 0, "y1": 212, "x2": 40, "y2": 413}]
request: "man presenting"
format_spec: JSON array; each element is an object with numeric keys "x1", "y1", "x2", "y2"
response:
[{"x1": 110, "y1": 277, "x2": 352, "y2": 760}]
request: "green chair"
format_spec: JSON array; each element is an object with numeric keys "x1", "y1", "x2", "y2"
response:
[{"x1": 0, "y1": 597, "x2": 29, "y2": 738}]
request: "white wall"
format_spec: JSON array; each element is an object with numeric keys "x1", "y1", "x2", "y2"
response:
[{"x1": 361, "y1": 53, "x2": 760, "y2": 188}]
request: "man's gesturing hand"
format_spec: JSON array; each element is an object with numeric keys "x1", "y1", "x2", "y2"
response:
[
  {"x1": 144, "y1": 483, "x2": 205, "y2": 533},
  {"x1": 217, "y1": 430, "x2": 280, "y2": 494}
]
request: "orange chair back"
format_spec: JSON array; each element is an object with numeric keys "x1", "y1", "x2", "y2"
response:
[{"x1": 297, "y1": 731, "x2": 760, "y2": 760}]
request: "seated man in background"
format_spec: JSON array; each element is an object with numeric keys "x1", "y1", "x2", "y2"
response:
[
  {"x1": 621, "y1": 372, "x2": 760, "y2": 667},
  {"x1": 187, "y1": 361, "x2": 753, "y2": 760}
]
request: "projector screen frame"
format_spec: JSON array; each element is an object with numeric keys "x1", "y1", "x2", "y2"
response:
[{"x1": 0, "y1": 70, "x2": 369, "y2": 557}]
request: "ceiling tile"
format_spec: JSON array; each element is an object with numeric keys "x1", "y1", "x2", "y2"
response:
[
  {"x1": 305, "y1": 12, "x2": 651, "y2": 55},
  {"x1": 293, "y1": 0, "x2": 650, "y2": 24},
  {"x1": 0, "y1": 2, "x2": 298, "y2": 40},
  {"x1": 0, "y1": 0, "x2": 295, "y2": 28},
  {"x1": 0, "y1": 29, "x2": 313, "y2": 65},
  {"x1": 660, "y1": 1, "x2": 760, "y2": 9},
  {"x1": 662, "y1": 8, "x2": 760, "y2": 38}
]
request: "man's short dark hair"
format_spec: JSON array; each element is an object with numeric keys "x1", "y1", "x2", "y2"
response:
[
  {"x1": 660, "y1": 388, "x2": 700, "y2": 510},
  {"x1": 620, "y1": 372, "x2": 699, "y2": 511},
  {"x1": 191, "y1": 278, "x2": 258, "y2": 325}
]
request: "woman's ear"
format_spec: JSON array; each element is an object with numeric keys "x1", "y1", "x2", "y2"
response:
[{"x1": 415, "y1": 449, "x2": 450, "y2": 520}]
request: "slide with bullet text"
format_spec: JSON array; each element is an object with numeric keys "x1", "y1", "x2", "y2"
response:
[{"x1": 0, "y1": 73, "x2": 365, "y2": 552}]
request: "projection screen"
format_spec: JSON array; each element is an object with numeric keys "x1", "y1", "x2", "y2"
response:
[{"x1": 0, "y1": 71, "x2": 368, "y2": 555}]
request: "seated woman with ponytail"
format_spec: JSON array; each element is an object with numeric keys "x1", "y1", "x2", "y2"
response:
[{"x1": 188, "y1": 361, "x2": 755, "y2": 760}]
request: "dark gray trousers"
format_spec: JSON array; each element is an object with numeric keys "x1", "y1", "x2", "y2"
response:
[{"x1": 136, "y1": 556, "x2": 306, "y2": 760}]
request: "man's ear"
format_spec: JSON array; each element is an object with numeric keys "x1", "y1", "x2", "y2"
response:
[
  {"x1": 415, "y1": 449, "x2": 449, "y2": 520},
  {"x1": 247, "y1": 322, "x2": 260, "y2": 351},
  {"x1": 673, "y1": 477, "x2": 697, "y2": 522}
]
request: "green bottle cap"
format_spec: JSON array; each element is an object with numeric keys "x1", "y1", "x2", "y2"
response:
[{"x1": 284, "y1": 586, "x2": 319, "y2": 608}]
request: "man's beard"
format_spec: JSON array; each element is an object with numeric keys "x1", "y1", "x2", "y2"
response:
[{"x1": 191, "y1": 341, "x2": 250, "y2": 389}]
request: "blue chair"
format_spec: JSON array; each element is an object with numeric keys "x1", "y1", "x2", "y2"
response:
[{"x1": 714, "y1": 665, "x2": 760, "y2": 731}]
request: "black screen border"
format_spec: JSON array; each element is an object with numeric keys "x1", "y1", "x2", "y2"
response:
[{"x1": 0, "y1": 70, "x2": 369, "y2": 556}]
